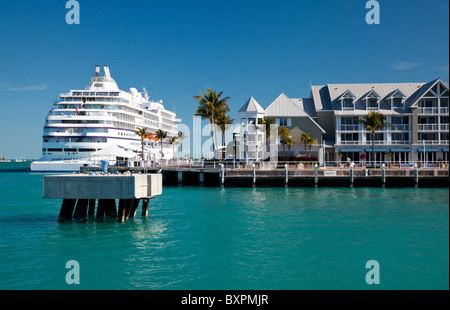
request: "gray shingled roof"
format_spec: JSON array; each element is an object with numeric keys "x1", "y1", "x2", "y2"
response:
[
  {"x1": 310, "y1": 81, "x2": 448, "y2": 112},
  {"x1": 265, "y1": 93, "x2": 310, "y2": 117}
]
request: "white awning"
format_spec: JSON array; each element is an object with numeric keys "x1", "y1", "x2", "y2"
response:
[{"x1": 90, "y1": 145, "x2": 136, "y2": 158}]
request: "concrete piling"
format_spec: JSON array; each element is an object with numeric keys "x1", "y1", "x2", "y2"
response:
[
  {"x1": 104, "y1": 199, "x2": 117, "y2": 217},
  {"x1": 142, "y1": 198, "x2": 149, "y2": 217},
  {"x1": 130, "y1": 199, "x2": 140, "y2": 218},
  {"x1": 88, "y1": 199, "x2": 96, "y2": 216},
  {"x1": 96, "y1": 199, "x2": 106, "y2": 222},
  {"x1": 58, "y1": 199, "x2": 76, "y2": 222},
  {"x1": 117, "y1": 199, "x2": 126, "y2": 223},
  {"x1": 73, "y1": 199, "x2": 88, "y2": 222}
]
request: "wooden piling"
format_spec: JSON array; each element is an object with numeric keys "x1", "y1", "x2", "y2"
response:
[{"x1": 58, "y1": 199, "x2": 76, "y2": 222}]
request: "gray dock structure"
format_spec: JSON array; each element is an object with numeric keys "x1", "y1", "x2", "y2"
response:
[
  {"x1": 44, "y1": 174, "x2": 162, "y2": 222},
  {"x1": 81, "y1": 164, "x2": 449, "y2": 188},
  {"x1": 110, "y1": 164, "x2": 448, "y2": 188}
]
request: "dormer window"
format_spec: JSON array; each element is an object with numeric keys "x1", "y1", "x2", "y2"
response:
[
  {"x1": 363, "y1": 89, "x2": 381, "y2": 110},
  {"x1": 389, "y1": 89, "x2": 406, "y2": 110},
  {"x1": 340, "y1": 90, "x2": 356, "y2": 111}
]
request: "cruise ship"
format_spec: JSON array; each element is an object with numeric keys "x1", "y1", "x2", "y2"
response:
[{"x1": 31, "y1": 66, "x2": 181, "y2": 172}]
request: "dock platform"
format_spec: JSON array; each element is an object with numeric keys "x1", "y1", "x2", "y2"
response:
[{"x1": 44, "y1": 174, "x2": 162, "y2": 222}]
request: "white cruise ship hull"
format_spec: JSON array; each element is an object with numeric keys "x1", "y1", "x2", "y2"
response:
[
  {"x1": 34, "y1": 65, "x2": 180, "y2": 171},
  {"x1": 30, "y1": 160, "x2": 90, "y2": 172}
]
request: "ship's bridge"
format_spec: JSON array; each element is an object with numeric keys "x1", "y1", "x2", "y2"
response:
[{"x1": 85, "y1": 65, "x2": 120, "y2": 91}]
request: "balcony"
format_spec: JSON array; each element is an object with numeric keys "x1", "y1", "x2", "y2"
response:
[
  {"x1": 440, "y1": 107, "x2": 449, "y2": 114},
  {"x1": 340, "y1": 141, "x2": 360, "y2": 145},
  {"x1": 440, "y1": 124, "x2": 449, "y2": 131},
  {"x1": 390, "y1": 140, "x2": 410, "y2": 145},
  {"x1": 390, "y1": 124, "x2": 411, "y2": 131},
  {"x1": 419, "y1": 140, "x2": 439, "y2": 145},
  {"x1": 418, "y1": 124, "x2": 439, "y2": 131},
  {"x1": 339, "y1": 124, "x2": 359, "y2": 131},
  {"x1": 419, "y1": 107, "x2": 439, "y2": 115}
]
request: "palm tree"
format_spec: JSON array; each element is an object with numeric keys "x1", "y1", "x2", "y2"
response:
[
  {"x1": 284, "y1": 136, "x2": 295, "y2": 157},
  {"x1": 307, "y1": 136, "x2": 317, "y2": 158},
  {"x1": 194, "y1": 88, "x2": 230, "y2": 159},
  {"x1": 359, "y1": 111, "x2": 392, "y2": 163},
  {"x1": 278, "y1": 126, "x2": 290, "y2": 156},
  {"x1": 135, "y1": 127, "x2": 150, "y2": 161},
  {"x1": 168, "y1": 136, "x2": 178, "y2": 160},
  {"x1": 215, "y1": 112, "x2": 234, "y2": 160},
  {"x1": 300, "y1": 132, "x2": 312, "y2": 157},
  {"x1": 155, "y1": 129, "x2": 167, "y2": 159},
  {"x1": 177, "y1": 131, "x2": 186, "y2": 154},
  {"x1": 258, "y1": 117, "x2": 275, "y2": 151},
  {"x1": 360, "y1": 111, "x2": 391, "y2": 165}
]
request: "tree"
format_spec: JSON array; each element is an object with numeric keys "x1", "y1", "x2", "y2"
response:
[
  {"x1": 284, "y1": 136, "x2": 295, "y2": 157},
  {"x1": 215, "y1": 112, "x2": 234, "y2": 160},
  {"x1": 155, "y1": 129, "x2": 167, "y2": 159},
  {"x1": 278, "y1": 126, "x2": 290, "y2": 156},
  {"x1": 194, "y1": 88, "x2": 230, "y2": 159},
  {"x1": 300, "y1": 132, "x2": 317, "y2": 158},
  {"x1": 135, "y1": 127, "x2": 150, "y2": 161},
  {"x1": 168, "y1": 136, "x2": 178, "y2": 160},
  {"x1": 307, "y1": 136, "x2": 317, "y2": 158},
  {"x1": 177, "y1": 131, "x2": 186, "y2": 154},
  {"x1": 258, "y1": 117, "x2": 275, "y2": 151},
  {"x1": 360, "y1": 111, "x2": 391, "y2": 165}
]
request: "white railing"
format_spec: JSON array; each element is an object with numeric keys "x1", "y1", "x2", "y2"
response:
[
  {"x1": 440, "y1": 107, "x2": 449, "y2": 114},
  {"x1": 339, "y1": 124, "x2": 359, "y2": 131},
  {"x1": 419, "y1": 140, "x2": 439, "y2": 145},
  {"x1": 419, "y1": 107, "x2": 439, "y2": 114},
  {"x1": 340, "y1": 141, "x2": 360, "y2": 145},
  {"x1": 440, "y1": 124, "x2": 449, "y2": 131},
  {"x1": 390, "y1": 124, "x2": 411, "y2": 131},
  {"x1": 390, "y1": 140, "x2": 410, "y2": 145},
  {"x1": 418, "y1": 124, "x2": 439, "y2": 131}
]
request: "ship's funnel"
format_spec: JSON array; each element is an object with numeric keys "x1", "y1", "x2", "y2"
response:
[
  {"x1": 95, "y1": 65, "x2": 100, "y2": 77},
  {"x1": 103, "y1": 66, "x2": 111, "y2": 78}
]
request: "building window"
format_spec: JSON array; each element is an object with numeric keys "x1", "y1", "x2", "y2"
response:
[
  {"x1": 342, "y1": 99, "x2": 354, "y2": 110},
  {"x1": 367, "y1": 99, "x2": 379, "y2": 110},
  {"x1": 392, "y1": 98, "x2": 403, "y2": 109},
  {"x1": 392, "y1": 133, "x2": 409, "y2": 144},
  {"x1": 341, "y1": 133, "x2": 359, "y2": 144},
  {"x1": 340, "y1": 117, "x2": 359, "y2": 131},
  {"x1": 393, "y1": 152, "x2": 409, "y2": 164},
  {"x1": 366, "y1": 133, "x2": 384, "y2": 144},
  {"x1": 366, "y1": 152, "x2": 385, "y2": 165},
  {"x1": 278, "y1": 118, "x2": 290, "y2": 127}
]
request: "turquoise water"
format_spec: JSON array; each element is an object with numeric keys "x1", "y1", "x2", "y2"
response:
[{"x1": 0, "y1": 170, "x2": 448, "y2": 290}]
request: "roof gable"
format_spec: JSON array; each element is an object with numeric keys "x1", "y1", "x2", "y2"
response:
[
  {"x1": 238, "y1": 96, "x2": 265, "y2": 113},
  {"x1": 265, "y1": 93, "x2": 309, "y2": 117},
  {"x1": 408, "y1": 78, "x2": 449, "y2": 108},
  {"x1": 340, "y1": 89, "x2": 357, "y2": 100},
  {"x1": 388, "y1": 89, "x2": 407, "y2": 99},
  {"x1": 362, "y1": 89, "x2": 382, "y2": 100}
]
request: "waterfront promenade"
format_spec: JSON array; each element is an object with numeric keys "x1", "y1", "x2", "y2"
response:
[{"x1": 91, "y1": 161, "x2": 449, "y2": 188}]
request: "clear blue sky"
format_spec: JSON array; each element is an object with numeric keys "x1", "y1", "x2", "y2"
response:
[{"x1": 0, "y1": 0, "x2": 448, "y2": 159}]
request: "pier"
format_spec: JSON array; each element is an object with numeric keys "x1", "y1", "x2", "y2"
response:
[
  {"x1": 43, "y1": 174, "x2": 162, "y2": 222},
  {"x1": 78, "y1": 163, "x2": 449, "y2": 188},
  {"x1": 157, "y1": 164, "x2": 449, "y2": 188}
]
